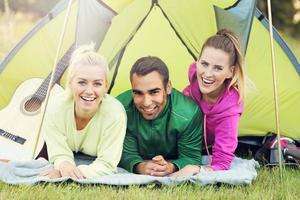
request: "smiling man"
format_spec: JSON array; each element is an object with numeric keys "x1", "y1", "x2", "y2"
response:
[{"x1": 117, "y1": 56, "x2": 203, "y2": 176}]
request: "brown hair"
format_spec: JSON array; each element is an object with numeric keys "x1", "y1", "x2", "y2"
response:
[
  {"x1": 130, "y1": 56, "x2": 169, "y2": 88},
  {"x1": 199, "y1": 29, "x2": 246, "y2": 102}
]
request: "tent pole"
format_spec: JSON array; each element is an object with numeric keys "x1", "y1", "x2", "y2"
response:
[
  {"x1": 32, "y1": 0, "x2": 74, "y2": 159},
  {"x1": 266, "y1": 0, "x2": 283, "y2": 178}
]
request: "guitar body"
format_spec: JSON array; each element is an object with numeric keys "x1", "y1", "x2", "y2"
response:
[{"x1": 0, "y1": 78, "x2": 64, "y2": 161}]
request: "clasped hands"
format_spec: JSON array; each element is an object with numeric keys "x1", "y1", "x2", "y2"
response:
[
  {"x1": 134, "y1": 155, "x2": 177, "y2": 176},
  {"x1": 135, "y1": 155, "x2": 213, "y2": 177},
  {"x1": 40, "y1": 161, "x2": 85, "y2": 179}
]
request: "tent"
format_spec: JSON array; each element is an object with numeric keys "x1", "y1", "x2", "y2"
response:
[{"x1": 0, "y1": 0, "x2": 299, "y2": 141}]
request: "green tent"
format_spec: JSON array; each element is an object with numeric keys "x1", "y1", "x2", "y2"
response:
[{"x1": 0, "y1": 0, "x2": 299, "y2": 140}]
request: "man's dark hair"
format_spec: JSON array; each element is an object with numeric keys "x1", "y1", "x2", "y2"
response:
[{"x1": 130, "y1": 56, "x2": 169, "y2": 88}]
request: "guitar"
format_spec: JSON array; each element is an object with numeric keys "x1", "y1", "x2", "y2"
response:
[{"x1": 0, "y1": 44, "x2": 75, "y2": 161}]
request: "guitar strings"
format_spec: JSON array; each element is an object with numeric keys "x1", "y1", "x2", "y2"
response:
[{"x1": 25, "y1": 49, "x2": 72, "y2": 112}]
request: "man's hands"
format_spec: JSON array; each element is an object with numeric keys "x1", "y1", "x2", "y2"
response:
[
  {"x1": 40, "y1": 161, "x2": 85, "y2": 179},
  {"x1": 134, "y1": 155, "x2": 177, "y2": 176}
]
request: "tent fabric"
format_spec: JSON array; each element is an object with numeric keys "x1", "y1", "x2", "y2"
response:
[
  {"x1": 0, "y1": 0, "x2": 299, "y2": 142},
  {"x1": 76, "y1": 0, "x2": 116, "y2": 50},
  {"x1": 99, "y1": 0, "x2": 153, "y2": 63},
  {"x1": 214, "y1": 0, "x2": 257, "y2": 53},
  {"x1": 100, "y1": 2, "x2": 196, "y2": 93},
  {"x1": 254, "y1": 9, "x2": 300, "y2": 74},
  {"x1": 0, "y1": 0, "x2": 78, "y2": 107},
  {"x1": 239, "y1": 13, "x2": 300, "y2": 139},
  {"x1": 0, "y1": 0, "x2": 70, "y2": 73},
  {"x1": 98, "y1": 0, "x2": 300, "y2": 139},
  {"x1": 102, "y1": 0, "x2": 134, "y2": 13}
]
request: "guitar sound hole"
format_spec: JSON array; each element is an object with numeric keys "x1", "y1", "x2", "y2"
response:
[{"x1": 24, "y1": 97, "x2": 42, "y2": 112}]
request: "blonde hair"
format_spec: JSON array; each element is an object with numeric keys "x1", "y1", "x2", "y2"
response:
[
  {"x1": 200, "y1": 29, "x2": 246, "y2": 103},
  {"x1": 65, "y1": 43, "x2": 109, "y2": 98}
]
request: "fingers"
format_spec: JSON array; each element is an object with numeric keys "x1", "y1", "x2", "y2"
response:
[
  {"x1": 145, "y1": 162, "x2": 173, "y2": 176},
  {"x1": 147, "y1": 164, "x2": 167, "y2": 176},
  {"x1": 39, "y1": 170, "x2": 50, "y2": 176},
  {"x1": 41, "y1": 161, "x2": 85, "y2": 179},
  {"x1": 152, "y1": 155, "x2": 164, "y2": 162},
  {"x1": 169, "y1": 171, "x2": 180, "y2": 178},
  {"x1": 73, "y1": 168, "x2": 85, "y2": 179},
  {"x1": 152, "y1": 155, "x2": 167, "y2": 166},
  {"x1": 135, "y1": 161, "x2": 165, "y2": 175},
  {"x1": 138, "y1": 160, "x2": 175, "y2": 177},
  {"x1": 149, "y1": 170, "x2": 169, "y2": 177},
  {"x1": 58, "y1": 162, "x2": 85, "y2": 179},
  {"x1": 152, "y1": 162, "x2": 168, "y2": 171},
  {"x1": 203, "y1": 166, "x2": 213, "y2": 171},
  {"x1": 60, "y1": 168, "x2": 85, "y2": 179},
  {"x1": 40, "y1": 169, "x2": 62, "y2": 179},
  {"x1": 169, "y1": 170, "x2": 193, "y2": 177},
  {"x1": 169, "y1": 165, "x2": 204, "y2": 178},
  {"x1": 0, "y1": 159, "x2": 10, "y2": 163}
]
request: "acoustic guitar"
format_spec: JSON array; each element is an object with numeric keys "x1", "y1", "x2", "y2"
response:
[{"x1": 0, "y1": 44, "x2": 75, "y2": 161}]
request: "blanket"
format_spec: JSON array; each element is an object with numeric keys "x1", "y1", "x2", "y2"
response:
[{"x1": 0, "y1": 157, "x2": 259, "y2": 186}]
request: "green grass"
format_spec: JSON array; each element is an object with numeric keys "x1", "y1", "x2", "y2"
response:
[{"x1": 1, "y1": 167, "x2": 300, "y2": 200}]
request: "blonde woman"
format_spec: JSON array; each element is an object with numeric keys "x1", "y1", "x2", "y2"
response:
[{"x1": 40, "y1": 44, "x2": 126, "y2": 179}]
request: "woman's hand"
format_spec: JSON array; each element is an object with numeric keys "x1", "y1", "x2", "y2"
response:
[
  {"x1": 40, "y1": 169, "x2": 62, "y2": 179},
  {"x1": 58, "y1": 161, "x2": 85, "y2": 179},
  {"x1": 170, "y1": 165, "x2": 213, "y2": 178},
  {"x1": 0, "y1": 159, "x2": 10, "y2": 163},
  {"x1": 169, "y1": 165, "x2": 200, "y2": 177}
]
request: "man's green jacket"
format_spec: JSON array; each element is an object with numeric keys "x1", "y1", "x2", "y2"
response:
[{"x1": 117, "y1": 89, "x2": 203, "y2": 173}]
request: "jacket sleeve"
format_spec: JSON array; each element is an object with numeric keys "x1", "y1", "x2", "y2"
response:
[
  {"x1": 211, "y1": 114, "x2": 240, "y2": 170},
  {"x1": 118, "y1": 130, "x2": 144, "y2": 173},
  {"x1": 170, "y1": 108, "x2": 203, "y2": 169},
  {"x1": 77, "y1": 113, "x2": 127, "y2": 178},
  {"x1": 43, "y1": 113, "x2": 76, "y2": 169}
]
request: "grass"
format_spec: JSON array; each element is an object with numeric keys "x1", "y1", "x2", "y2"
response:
[{"x1": 0, "y1": 167, "x2": 300, "y2": 200}]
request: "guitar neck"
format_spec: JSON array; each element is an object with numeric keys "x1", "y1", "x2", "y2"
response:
[{"x1": 34, "y1": 44, "x2": 75, "y2": 100}]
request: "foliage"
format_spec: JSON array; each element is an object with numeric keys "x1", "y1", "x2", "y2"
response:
[
  {"x1": 0, "y1": 0, "x2": 60, "y2": 16},
  {"x1": 0, "y1": 168, "x2": 300, "y2": 200},
  {"x1": 0, "y1": 8, "x2": 37, "y2": 60},
  {"x1": 281, "y1": 32, "x2": 300, "y2": 58},
  {"x1": 257, "y1": 0, "x2": 300, "y2": 38}
]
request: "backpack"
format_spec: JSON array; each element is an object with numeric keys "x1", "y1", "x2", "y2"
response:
[{"x1": 254, "y1": 133, "x2": 300, "y2": 167}]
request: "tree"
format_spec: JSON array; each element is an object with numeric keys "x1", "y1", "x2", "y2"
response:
[
  {"x1": 257, "y1": 0, "x2": 300, "y2": 38},
  {"x1": 0, "y1": 0, "x2": 60, "y2": 16}
]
